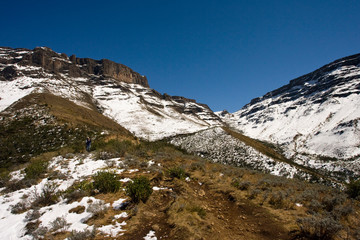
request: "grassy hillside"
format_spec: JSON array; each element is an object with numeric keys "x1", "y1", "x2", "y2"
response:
[
  {"x1": 1, "y1": 138, "x2": 359, "y2": 239},
  {"x1": 0, "y1": 93, "x2": 133, "y2": 169}
]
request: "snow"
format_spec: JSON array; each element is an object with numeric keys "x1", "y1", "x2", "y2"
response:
[
  {"x1": 92, "y1": 81, "x2": 221, "y2": 140},
  {"x1": 0, "y1": 76, "x2": 37, "y2": 111},
  {"x1": 221, "y1": 62, "x2": 360, "y2": 178},
  {"x1": 112, "y1": 198, "x2": 127, "y2": 210},
  {"x1": 98, "y1": 221, "x2": 126, "y2": 237},
  {"x1": 120, "y1": 178, "x2": 133, "y2": 182},
  {"x1": 144, "y1": 230, "x2": 157, "y2": 240},
  {"x1": 0, "y1": 153, "x2": 137, "y2": 239},
  {"x1": 39, "y1": 197, "x2": 96, "y2": 231},
  {"x1": 152, "y1": 186, "x2": 170, "y2": 191},
  {"x1": 114, "y1": 212, "x2": 128, "y2": 219},
  {"x1": 171, "y1": 127, "x2": 304, "y2": 179},
  {"x1": 0, "y1": 73, "x2": 221, "y2": 141}
]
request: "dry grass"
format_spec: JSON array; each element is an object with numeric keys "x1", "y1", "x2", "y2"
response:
[{"x1": 35, "y1": 93, "x2": 132, "y2": 135}]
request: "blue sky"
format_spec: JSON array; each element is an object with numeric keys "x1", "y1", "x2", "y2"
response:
[{"x1": 1, "y1": 0, "x2": 359, "y2": 112}]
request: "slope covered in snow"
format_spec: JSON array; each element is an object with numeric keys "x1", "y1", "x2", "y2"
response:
[
  {"x1": 0, "y1": 47, "x2": 222, "y2": 140},
  {"x1": 170, "y1": 127, "x2": 307, "y2": 179},
  {"x1": 0, "y1": 153, "x2": 164, "y2": 239},
  {"x1": 220, "y1": 53, "x2": 360, "y2": 179}
]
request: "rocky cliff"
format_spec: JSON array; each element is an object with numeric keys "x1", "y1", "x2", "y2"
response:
[{"x1": 0, "y1": 46, "x2": 149, "y2": 87}]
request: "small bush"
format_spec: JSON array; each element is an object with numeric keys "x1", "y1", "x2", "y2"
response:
[
  {"x1": 248, "y1": 188, "x2": 261, "y2": 200},
  {"x1": 300, "y1": 188, "x2": 320, "y2": 202},
  {"x1": 168, "y1": 167, "x2": 188, "y2": 180},
  {"x1": 6, "y1": 178, "x2": 35, "y2": 192},
  {"x1": 25, "y1": 159, "x2": 48, "y2": 180},
  {"x1": 0, "y1": 169, "x2": 10, "y2": 188},
  {"x1": 87, "y1": 201, "x2": 109, "y2": 219},
  {"x1": 95, "y1": 151, "x2": 116, "y2": 160},
  {"x1": 189, "y1": 206, "x2": 206, "y2": 219},
  {"x1": 296, "y1": 215, "x2": 342, "y2": 240},
  {"x1": 126, "y1": 176, "x2": 153, "y2": 203},
  {"x1": 68, "y1": 228, "x2": 96, "y2": 240},
  {"x1": 24, "y1": 220, "x2": 41, "y2": 237},
  {"x1": 63, "y1": 180, "x2": 94, "y2": 203},
  {"x1": 190, "y1": 161, "x2": 206, "y2": 172},
  {"x1": 30, "y1": 226, "x2": 47, "y2": 239},
  {"x1": 307, "y1": 199, "x2": 323, "y2": 214},
  {"x1": 92, "y1": 171, "x2": 121, "y2": 194},
  {"x1": 11, "y1": 200, "x2": 29, "y2": 214},
  {"x1": 321, "y1": 194, "x2": 345, "y2": 212},
  {"x1": 231, "y1": 179, "x2": 250, "y2": 191},
  {"x1": 50, "y1": 217, "x2": 70, "y2": 233},
  {"x1": 25, "y1": 209, "x2": 40, "y2": 222},
  {"x1": 333, "y1": 204, "x2": 354, "y2": 219},
  {"x1": 32, "y1": 182, "x2": 59, "y2": 207},
  {"x1": 346, "y1": 179, "x2": 360, "y2": 199},
  {"x1": 268, "y1": 191, "x2": 286, "y2": 209}
]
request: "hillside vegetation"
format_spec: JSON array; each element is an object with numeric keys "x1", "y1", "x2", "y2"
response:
[
  {"x1": 0, "y1": 93, "x2": 133, "y2": 169},
  {"x1": 1, "y1": 132, "x2": 359, "y2": 239},
  {"x1": 0, "y1": 93, "x2": 359, "y2": 240}
]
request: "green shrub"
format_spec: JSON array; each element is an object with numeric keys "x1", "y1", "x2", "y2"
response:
[
  {"x1": 189, "y1": 206, "x2": 206, "y2": 219},
  {"x1": 92, "y1": 171, "x2": 121, "y2": 193},
  {"x1": 32, "y1": 182, "x2": 59, "y2": 207},
  {"x1": 126, "y1": 176, "x2": 153, "y2": 203},
  {"x1": 63, "y1": 180, "x2": 94, "y2": 202},
  {"x1": 168, "y1": 167, "x2": 188, "y2": 180},
  {"x1": 0, "y1": 169, "x2": 10, "y2": 188},
  {"x1": 25, "y1": 159, "x2": 48, "y2": 180},
  {"x1": 346, "y1": 179, "x2": 360, "y2": 199},
  {"x1": 231, "y1": 179, "x2": 250, "y2": 190}
]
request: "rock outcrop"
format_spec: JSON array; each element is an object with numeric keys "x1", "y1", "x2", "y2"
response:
[{"x1": 0, "y1": 46, "x2": 149, "y2": 87}]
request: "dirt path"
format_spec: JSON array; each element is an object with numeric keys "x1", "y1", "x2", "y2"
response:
[{"x1": 120, "y1": 179, "x2": 290, "y2": 240}]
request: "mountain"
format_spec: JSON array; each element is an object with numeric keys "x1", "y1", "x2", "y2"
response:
[
  {"x1": 0, "y1": 46, "x2": 222, "y2": 141},
  {"x1": 1, "y1": 46, "x2": 360, "y2": 240},
  {"x1": 219, "y1": 53, "x2": 360, "y2": 180},
  {"x1": 2, "y1": 46, "x2": 360, "y2": 182}
]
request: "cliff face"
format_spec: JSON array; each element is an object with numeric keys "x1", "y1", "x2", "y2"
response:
[{"x1": 0, "y1": 46, "x2": 149, "y2": 87}]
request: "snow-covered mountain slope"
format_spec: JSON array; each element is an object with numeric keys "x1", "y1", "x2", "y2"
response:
[
  {"x1": 170, "y1": 127, "x2": 309, "y2": 179},
  {"x1": 220, "y1": 53, "x2": 360, "y2": 178},
  {"x1": 0, "y1": 47, "x2": 222, "y2": 140}
]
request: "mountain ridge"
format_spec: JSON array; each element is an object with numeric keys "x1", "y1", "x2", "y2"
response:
[
  {"x1": 0, "y1": 46, "x2": 149, "y2": 87},
  {"x1": 241, "y1": 53, "x2": 360, "y2": 111},
  {"x1": 219, "y1": 52, "x2": 360, "y2": 181}
]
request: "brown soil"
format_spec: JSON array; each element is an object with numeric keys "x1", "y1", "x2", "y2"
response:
[{"x1": 120, "y1": 178, "x2": 290, "y2": 240}]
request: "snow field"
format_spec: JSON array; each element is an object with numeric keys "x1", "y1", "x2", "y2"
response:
[{"x1": 0, "y1": 154, "x2": 165, "y2": 239}]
